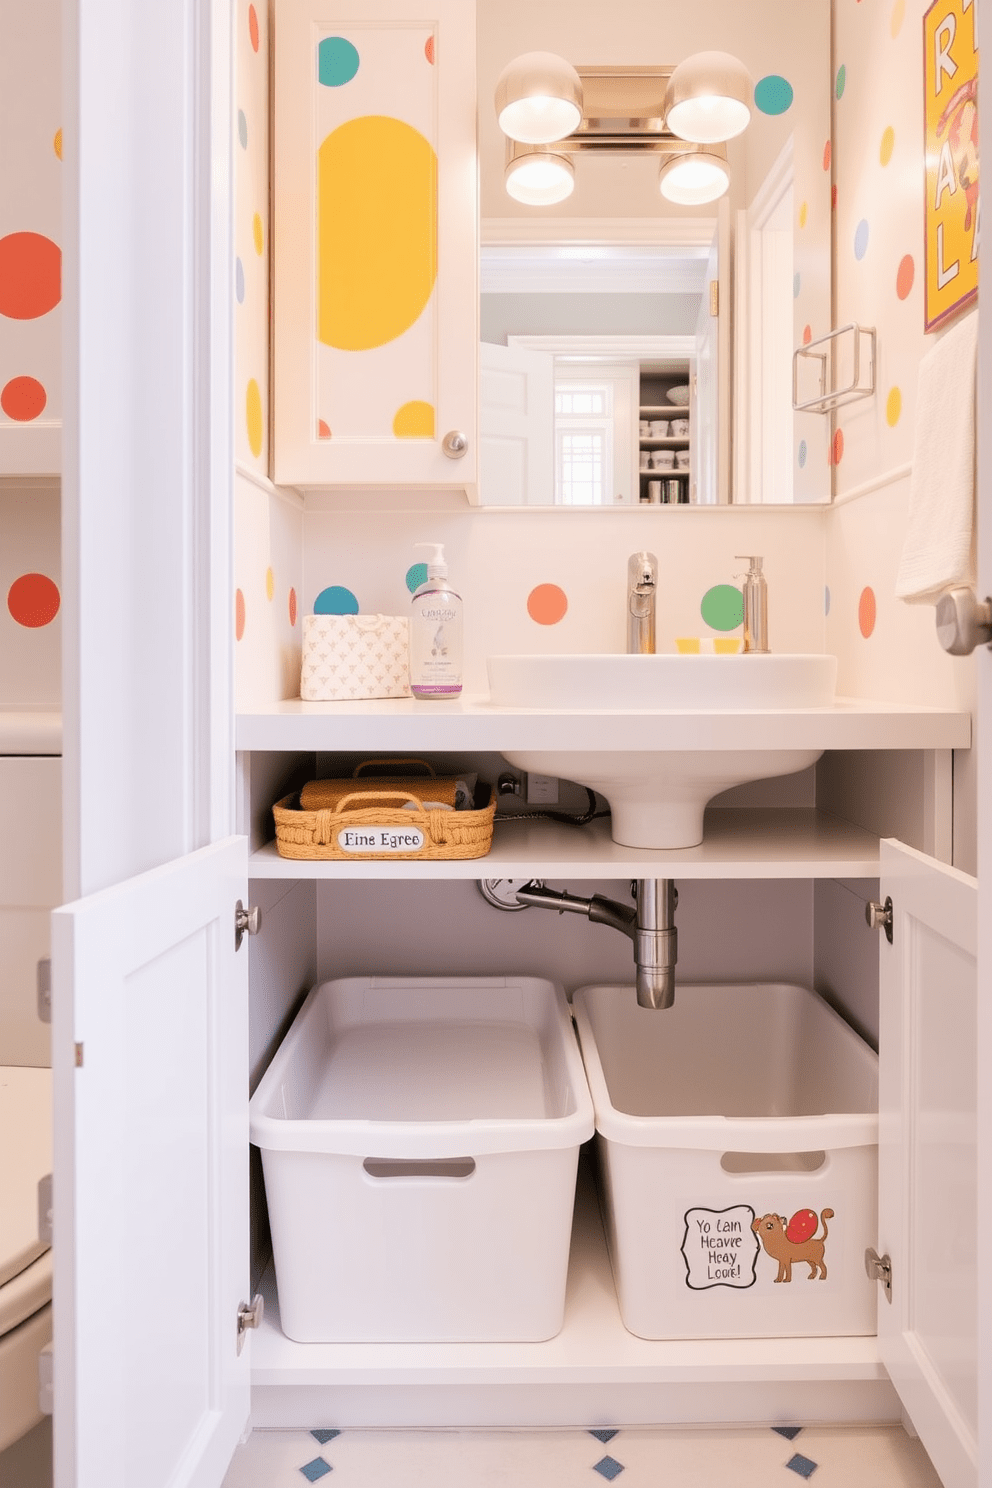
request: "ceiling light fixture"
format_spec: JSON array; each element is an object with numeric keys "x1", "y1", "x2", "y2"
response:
[
  {"x1": 494, "y1": 51, "x2": 584, "y2": 145},
  {"x1": 663, "y1": 50, "x2": 753, "y2": 144},
  {"x1": 658, "y1": 149, "x2": 731, "y2": 206},
  {"x1": 504, "y1": 151, "x2": 575, "y2": 206}
]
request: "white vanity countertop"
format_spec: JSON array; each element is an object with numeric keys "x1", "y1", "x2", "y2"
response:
[{"x1": 236, "y1": 694, "x2": 972, "y2": 753}]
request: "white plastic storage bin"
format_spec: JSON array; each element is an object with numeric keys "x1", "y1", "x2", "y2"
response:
[
  {"x1": 250, "y1": 976, "x2": 594, "y2": 1343},
  {"x1": 572, "y1": 983, "x2": 878, "y2": 1341}
]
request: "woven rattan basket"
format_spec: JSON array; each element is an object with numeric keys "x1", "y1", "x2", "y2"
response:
[{"x1": 272, "y1": 784, "x2": 496, "y2": 861}]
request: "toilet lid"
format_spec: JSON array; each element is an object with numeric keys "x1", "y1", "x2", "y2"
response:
[{"x1": 0, "y1": 1067, "x2": 53, "y2": 1290}]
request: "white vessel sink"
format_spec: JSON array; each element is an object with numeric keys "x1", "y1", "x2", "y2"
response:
[{"x1": 486, "y1": 653, "x2": 838, "y2": 850}]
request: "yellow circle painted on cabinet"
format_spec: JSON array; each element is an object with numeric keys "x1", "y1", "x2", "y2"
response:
[
  {"x1": 318, "y1": 116, "x2": 437, "y2": 352},
  {"x1": 880, "y1": 126, "x2": 895, "y2": 166},
  {"x1": 246, "y1": 379, "x2": 263, "y2": 457},
  {"x1": 252, "y1": 212, "x2": 264, "y2": 256},
  {"x1": 886, "y1": 386, "x2": 902, "y2": 427},
  {"x1": 266, "y1": 566, "x2": 275, "y2": 601},
  {"x1": 393, "y1": 400, "x2": 435, "y2": 437}
]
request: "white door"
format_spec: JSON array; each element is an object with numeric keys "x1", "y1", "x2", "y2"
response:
[
  {"x1": 51, "y1": 838, "x2": 250, "y2": 1488},
  {"x1": 691, "y1": 199, "x2": 730, "y2": 504},
  {"x1": 875, "y1": 838, "x2": 978, "y2": 1488},
  {"x1": 479, "y1": 341, "x2": 554, "y2": 505}
]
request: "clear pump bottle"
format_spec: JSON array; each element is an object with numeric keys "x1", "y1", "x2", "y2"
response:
[{"x1": 409, "y1": 543, "x2": 463, "y2": 699}]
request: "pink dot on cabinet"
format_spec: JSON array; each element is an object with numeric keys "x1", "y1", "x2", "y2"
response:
[
  {"x1": 0, "y1": 232, "x2": 62, "y2": 320},
  {"x1": 318, "y1": 419, "x2": 331, "y2": 439},
  {"x1": 527, "y1": 584, "x2": 568, "y2": 626},
  {"x1": 7, "y1": 573, "x2": 60, "y2": 628},
  {"x1": 289, "y1": 588, "x2": 298, "y2": 626},
  {"x1": 1, "y1": 376, "x2": 46, "y2": 421},
  {"x1": 425, "y1": 35, "x2": 435, "y2": 64},
  {"x1": 896, "y1": 254, "x2": 915, "y2": 300},
  {"x1": 236, "y1": 589, "x2": 246, "y2": 641},
  {"x1": 248, "y1": 4, "x2": 259, "y2": 52},
  {"x1": 833, "y1": 428, "x2": 844, "y2": 465},
  {"x1": 802, "y1": 325, "x2": 812, "y2": 345},
  {"x1": 859, "y1": 588, "x2": 876, "y2": 639},
  {"x1": 822, "y1": 140, "x2": 831, "y2": 172}
]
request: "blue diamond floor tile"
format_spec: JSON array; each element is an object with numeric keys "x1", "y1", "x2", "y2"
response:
[
  {"x1": 589, "y1": 1429, "x2": 620, "y2": 1444},
  {"x1": 310, "y1": 1431, "x2": 341, "y2": 1445},
  {"x1": 593, "y1": 1455, "x2": 625, "y2": 1481},
  {"x1": 773, "y1": 1427, "x2": 804, "y2": 1441},
  {"x1": 786, "y1": 1453, "x2": 819, "y2": 1479},
  {"x1": 300, "y1": 1458, "x2": 332, "y2": 1482}
]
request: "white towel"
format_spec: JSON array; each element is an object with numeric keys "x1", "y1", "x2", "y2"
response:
[{"x1": 895, "y1": 309, "x2": 977, "y2": 604}]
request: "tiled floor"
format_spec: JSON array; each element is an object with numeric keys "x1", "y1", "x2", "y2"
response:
[{"x1": 222, "y1": 1423, "x2": 944, "y2": 1487}]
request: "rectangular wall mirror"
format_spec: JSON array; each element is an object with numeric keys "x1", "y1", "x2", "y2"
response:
[{"x1": 477, "y1": 0, "x2": 832, "y2": 507}]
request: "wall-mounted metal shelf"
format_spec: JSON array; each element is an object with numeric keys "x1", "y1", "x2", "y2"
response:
[{"x1": 792, "y1": 323, "x2": 876, "y2": 414}]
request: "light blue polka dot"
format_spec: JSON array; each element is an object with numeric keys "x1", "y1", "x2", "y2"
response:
[
  {"x1": 313, "y1": 585, "x2": 359, "y2": 615},
  {"x1": 793, "y1": 272, "x2": 801, "y2": 299},
  {"x1": 824, "y1": 585, "x2": 831, "y2": 616},
  {"x1": 405, "y1": 563, "x2": 428, "y2": 593},
  {"x1": 798, "y1": 440, "x2": 807, "y2": 469},
  {"x1": 238, "y1": 110, "x2": 248, "y2": 149},
  {"x1": 754, "y1": 75, "x2": 794, "y2": 116},
  {"x1": 318, "y1": 36, "x2": 360, "y2": 87},
  {"x1": 854, "y1": 219, "x2": 870, "y2": 260},
  {"x1": 235, "y1": 257, "x2": 245, "y2": 304}
]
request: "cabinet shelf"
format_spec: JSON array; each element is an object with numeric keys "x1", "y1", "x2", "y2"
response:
[
  {"x1": 250, "y1": 1156, "x2": 887, "y2": 1425},
  {"x1": 247, "y1": 808, "x2": 883, "y2": 880}
]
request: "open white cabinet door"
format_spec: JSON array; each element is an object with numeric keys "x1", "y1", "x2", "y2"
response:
[
  {"x1": 691, "y1": 199, "x2": 731, "y2": 504},
  {"x1": 52, "y1": 838, "x2": 250, "y2": 1488},
  {"x1": 876, "y1": 838, "x2": 978, "y2": 1488},
  {"x1": 479, "y1": 341, "x2": 554, "y2": 505}
]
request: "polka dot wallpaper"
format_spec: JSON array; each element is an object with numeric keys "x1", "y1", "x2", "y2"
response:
[
  {"x1": 0, "y1": 0, "x2": 62, "y2": 457},
  {"x1": 235, "y1": 0, "x2": 269, "y2": 471}
]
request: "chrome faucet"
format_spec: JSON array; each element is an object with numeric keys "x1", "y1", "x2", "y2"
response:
[
  {"x1": 736, "y1": 555, "x2": 769, "y2": 653},
  {"x1": 627, "y1": 551, "x2": 658, "y2": 654}
]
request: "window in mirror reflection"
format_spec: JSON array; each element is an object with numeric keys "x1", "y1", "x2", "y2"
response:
[{"x1": 554, "y1": 382, "x2": 612, "y2": 505}]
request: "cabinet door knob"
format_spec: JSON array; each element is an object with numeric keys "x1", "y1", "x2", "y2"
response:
[
  {"x1": 235, "y1": 899, "x2": 261, "y2": 951},
  {"x1": 442, "y1": 430, "x2": 468, "y2": 459},
  {"x1": 935, "y1": 587, "x2": 992, "y2": 656},
  {"x1": 866, "y1": 897, "x2": 893, "y2": 944}
]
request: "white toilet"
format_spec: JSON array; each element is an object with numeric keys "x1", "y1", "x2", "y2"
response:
[{"x1": 0, "y1": 1065, "x2": 52, "y2": 1452}]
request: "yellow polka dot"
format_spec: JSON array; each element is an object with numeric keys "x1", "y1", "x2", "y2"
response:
[
  {"x1": 266, "y1": 567, "x2": 275, "y2": 601},
  {"x1": 798, "y1": 201, "x2": 808, "y2": 229},
  {"x1": 252, "y1": 212, "x2": 264, "y2": 256},
  {"x1": 318, "y1": 116, "x2": 437, "y2": 351},
  {"x1": 880, "y1": 126, "x2": 895, "y2": 166},
  {"x1": 393, "y1": 401, "x2": 435, "y2": 438},
  {"x1": 53, "y1": 128, "x2": 62, "y2": 160},
  {"x1": 886, "y1": 386, "x2": 902, "y2": 427},
  {"x1": 890, "y1": 0, "x2": 905, "y2": 37},
  {"x1": 246, "y1": 378, "x2": 263, "y2": 457}
]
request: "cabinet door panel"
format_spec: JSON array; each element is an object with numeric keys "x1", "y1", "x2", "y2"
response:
[
  {"x1": 272, "y1": 0, "x2": 477, "y2": 490},
  {"x1": 52, "y1": 838, "x2": 250, "y2": 1488},
  {"x1": 877, "y1": 838, "x2": 977, "y2": 1488}
]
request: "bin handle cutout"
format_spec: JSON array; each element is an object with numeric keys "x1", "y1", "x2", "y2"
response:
[
  {"x1": 720, "y1": 1150, "x2": 826, "y2": 1175},
  {"x1": 362, "y1": 1157, "x2": 476, "y2": 1180}
]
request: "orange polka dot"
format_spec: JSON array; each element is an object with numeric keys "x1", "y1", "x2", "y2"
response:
[
  {"x1": 318, "y1": 419, "x2": 331, "y2": 439},
  {"x1": 236, "y1": 588, "x2": 246, "y2": 641},
  {"x1": 833, "y1": 428, "x2": 844, "y2": 465},
  {"x1": 859, "y1": 587, "x2": 876, "y2": 639},
  {"x1": 289, "y1": 587, "x2": 298, "y2": 627},
  {"x1": 425, "y1": 35, "x2": 435, "y2": 64},
  {"x1": 53, "y1": 128, "x2": 63, "y2": 160},
  {"x1": 1, "y1": 376, "x2": 46, "y2": 421},
  {"x1": 0, "y1": 233, "x2": 61, "y2": 320},
  {"x1": 802, "y1": 325, "x2": 812, "y2": 345},
  {"x1": 527, "y1": 583, "x2": 568, "y2": 626},
  {"x1": 823, "y1": 139, "x2": 832, "y2": 171},
  {"x1": 896, "y1": 254, "x2": 915, "y2": 300},
  {"x1": 248, "y1": 4, "x2": 259, "y2": 52},
  {"x1": 8, "y1": 573, "x2": 60, "y2": 628}
]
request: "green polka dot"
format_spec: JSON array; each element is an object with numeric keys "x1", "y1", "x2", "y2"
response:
[
  {"x1": 754, "y1": 75, "x2": 794, "y2": 116},
  {"x1": 835, "y1": 64, "x2": 846, "y2": 100},
  {"x1": 406, "y1": 563, "x2": 428, "y2": 593},
  {"x1": 700, "y1": 584, "x2": 744, "y2": 632},
  {"x1": 318, "y1": 36, "x2": 360, "y2": 87}
]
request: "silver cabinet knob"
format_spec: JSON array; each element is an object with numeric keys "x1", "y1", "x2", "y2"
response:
[
  {"x1": 237, "y1": 1294, "x2": 264, "y2": 1354},
  {"x1": 935, "y1": 587, "x2": 992, "y2": 655},
  {"x1": 441, "y1": 430, "x2": 468, "y2": 459},
  {"x1": 866, "y1": 897, "x2": 893, "y2": 944},
  {"x1": 235, "y1": 900, "x2": 261, "y2": 951}
]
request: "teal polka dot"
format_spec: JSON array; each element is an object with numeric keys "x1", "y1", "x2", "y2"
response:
[
  {"x1": 700, "y1": 584, "x2": 744, "y2": 632},
  {"x1": 405, "y1": 563, "x2": 428, "y2": 593},
  {"x1": 238, "y1": 110, "x2": 248, "y2": 149},
  {"x1": 835, "y1": 64, "x2": 846, "y2": 100},
  {"x1": 854, "y1": 219, "x2": 870, "y2": 260},
  {"x1": 313, "y1": 585, "x2": 359, "y2": 615},
  {"x1": 754, "y1": 75, "x2": 794, "y2": 116},
  {"x1": 318, "y1": 36, "x2": 360, "y2": 87}
]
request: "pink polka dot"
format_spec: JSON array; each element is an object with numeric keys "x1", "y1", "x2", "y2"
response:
[
  {"x1": 859, "y1": 587, "x2": 876, "y2": 638},
  {"x1": 425, "y1": 35, "x2": 435, "y2": 63},
  {"x1": 823, "y1": 139, "x2": 832, "y2": 171},
  {"x1": 527, "y1": 584, "x2": 568, "y2": 625},
  {"x1": 236, "y1": 588, "x2": 246, "y2": 641},
  {"x1": 833, "y1": 428, "x2": 844, "y2": 465},
  {"x1": 318, "y1": 419, "x2": 331, "y2": 439},
  {"x1": 289, "y1": 587, "x2": 298, "y2": 627},
  {"x1": 802, "y1": 325, "x2": 812, "y2": 345},
  {"x1": 248, "y1": 5, "x2": 259, "y2": 51},
  {"x1": 896, "y1": 254, "x2": 915, "y2": 300}
]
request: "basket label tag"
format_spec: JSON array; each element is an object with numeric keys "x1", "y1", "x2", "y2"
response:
[
  {"x1": 682, "y1": 1206, "x2": 759, "y2": 1290},
  {"x1": 337, "y1": 826, "x2": 426, "y2": 853}
]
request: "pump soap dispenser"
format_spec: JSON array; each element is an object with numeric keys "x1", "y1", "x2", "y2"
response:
[
  {"x1": 409, "y1": 543, "x2": 463, "y2": 699},
  {"x1": 736, "y1": 555, "x2": 769, "y2": 654}
]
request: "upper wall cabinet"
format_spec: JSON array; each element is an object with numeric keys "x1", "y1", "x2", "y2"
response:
[
  {"x1": 0, "y1": 0, "x2": 62, "y2": 477},
  {"x1": 272, "y1": 0, "x2": 478, "y2": 493}
]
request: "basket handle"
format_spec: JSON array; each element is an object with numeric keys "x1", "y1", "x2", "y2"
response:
[
  {"x1": 332, "y1": 790, "x2": 431, "y2": 818},
  {"x1": 353, "y1": 758, "x2": 436, "y2": 779}
]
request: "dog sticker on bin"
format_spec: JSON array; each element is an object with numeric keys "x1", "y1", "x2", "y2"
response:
[{"x1": 682, "y1": 1205, "x2": 835, "y2": 1289}]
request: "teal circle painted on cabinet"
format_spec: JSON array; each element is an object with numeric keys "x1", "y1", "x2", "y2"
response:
[
  {"x1": 313, "y1": 585, "x2": 359, "y2": 615},
  {"x1": 700, "y1": 584, "x2": 744, "y2": 632},
  {"x1": 318, "y1": 36, "x2": 360, "y2": 87},
  {"x1": 405, "y1": 563, "x2": 428, "y2": 593},
  {"x1": 754, "y1": 75, "x2": 794, "y2": 116}
]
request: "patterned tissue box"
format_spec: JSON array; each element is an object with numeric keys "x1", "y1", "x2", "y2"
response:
[{"x1": 300, "y1": 614, "x2": 411, "y2": 700}]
